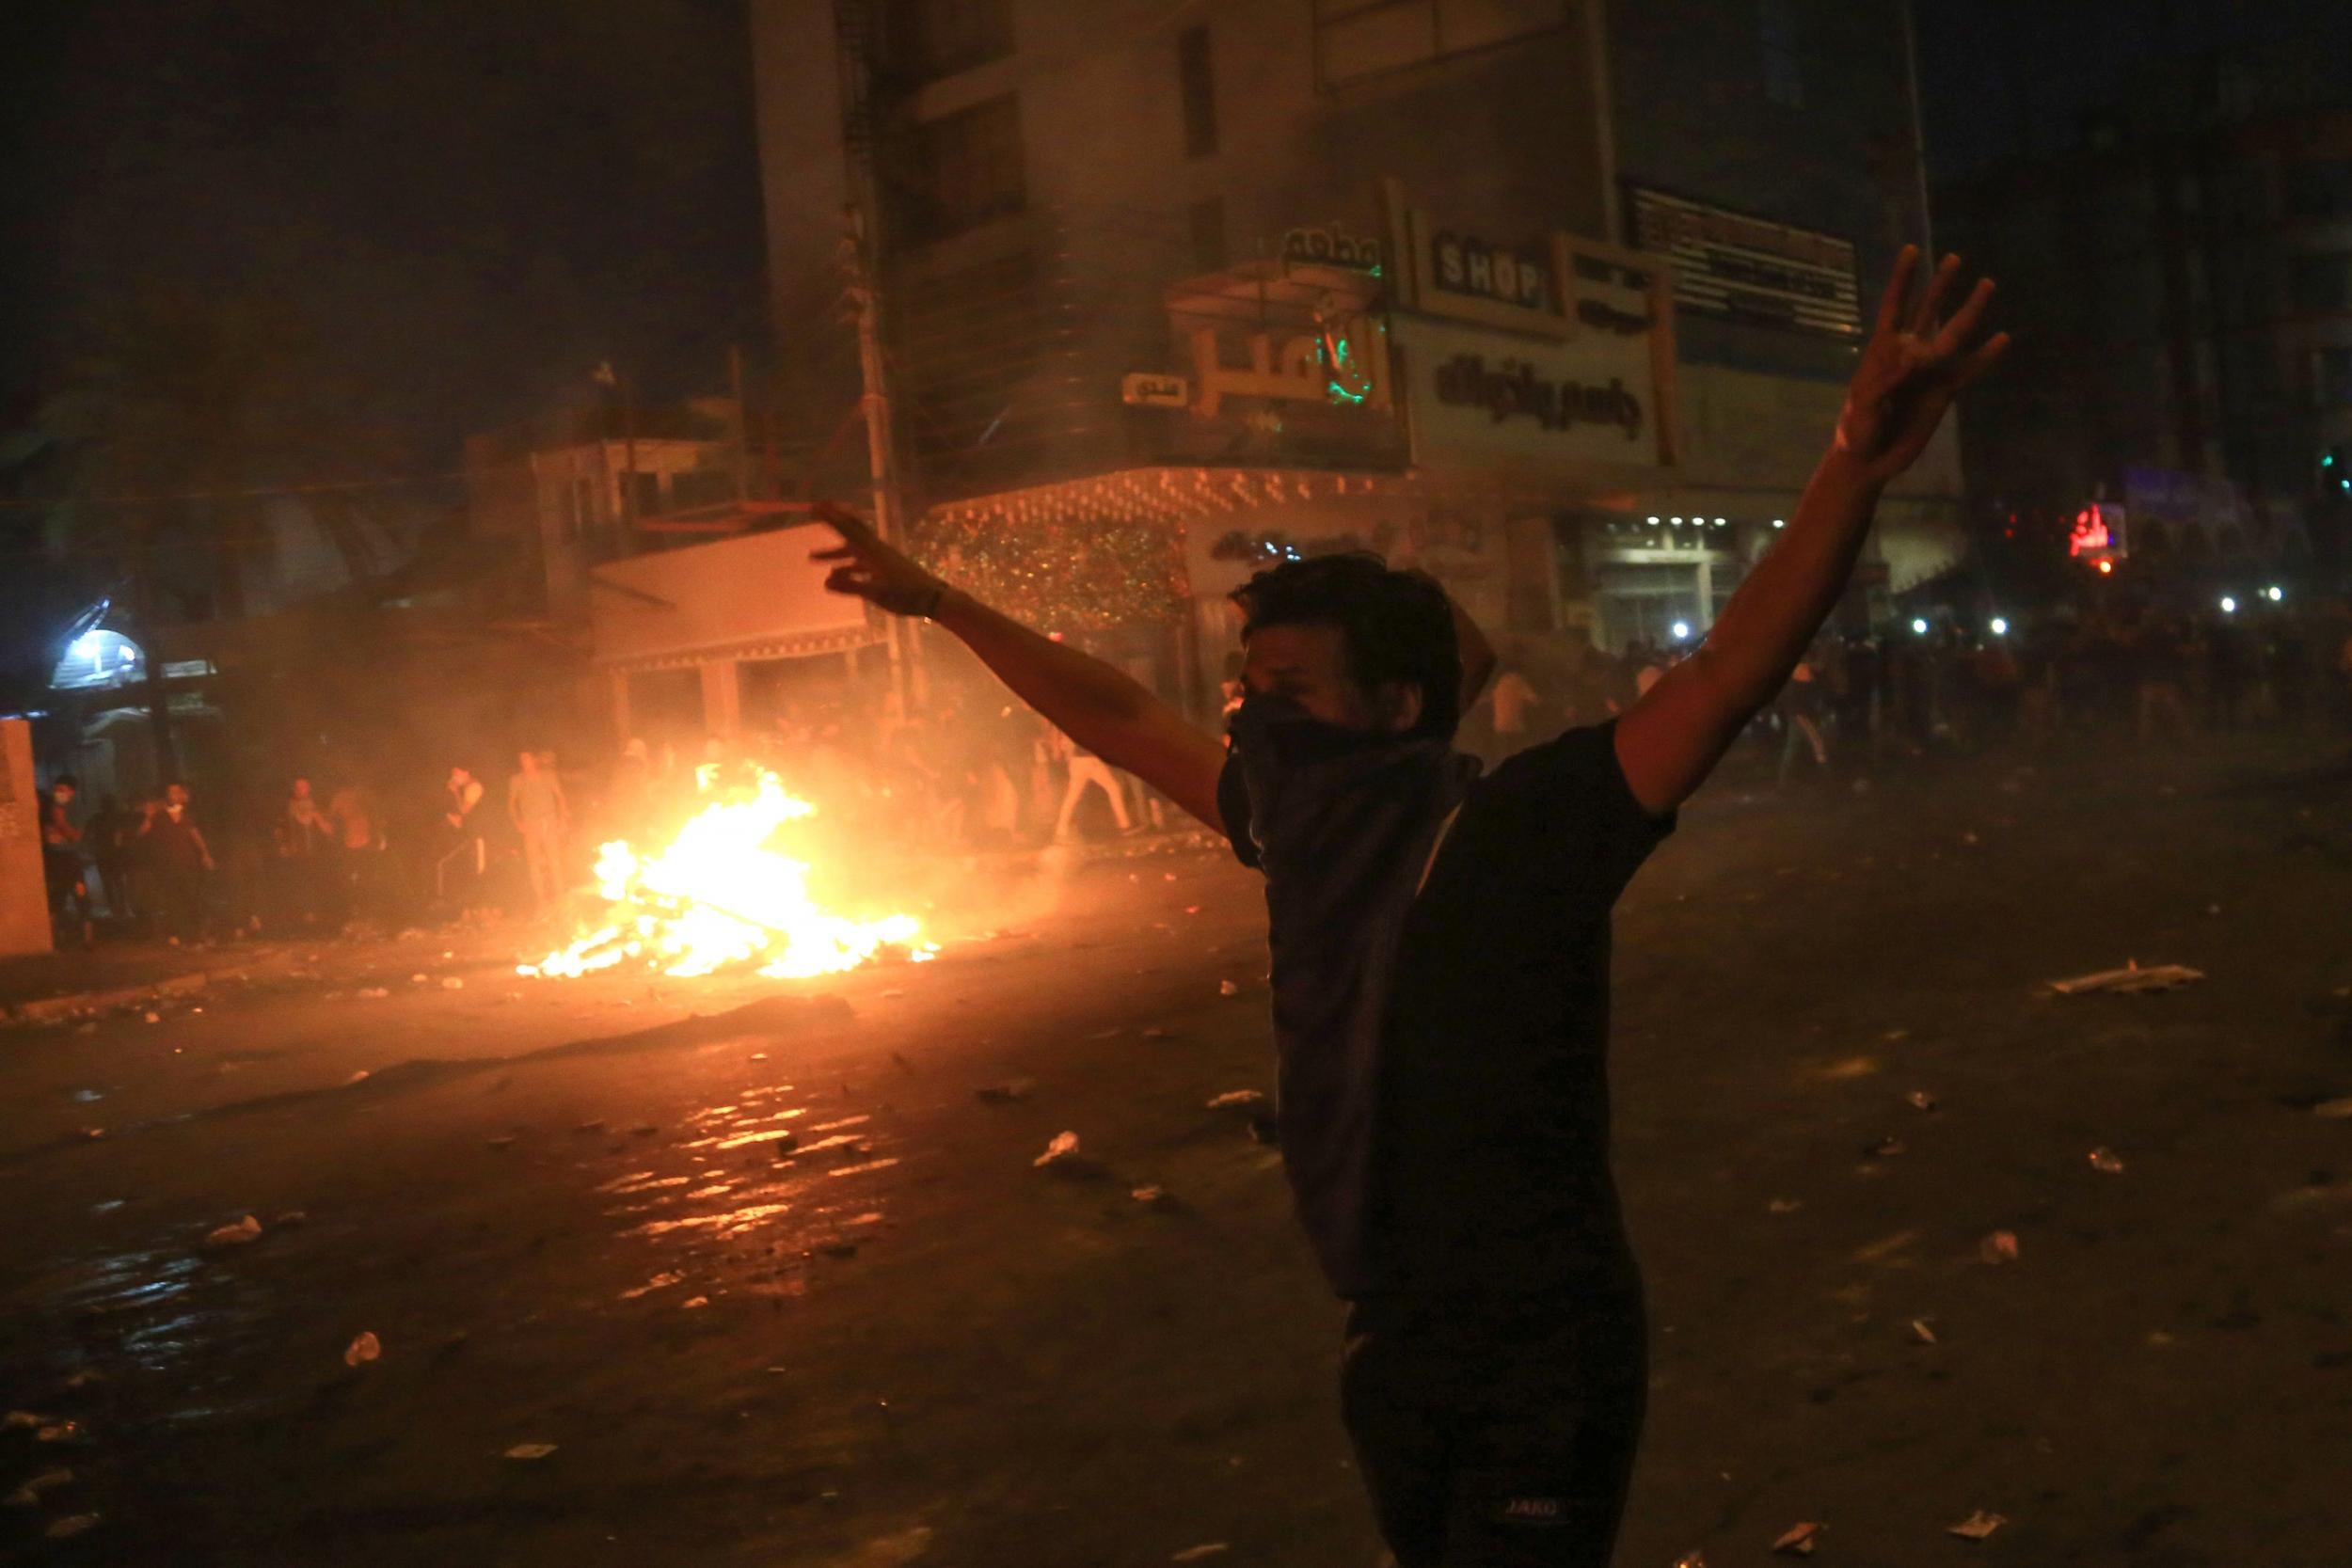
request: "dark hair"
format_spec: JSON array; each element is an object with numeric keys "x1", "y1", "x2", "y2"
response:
[{"x1": 1231, "y1": 552, "x2": 1462, "y2": 739}]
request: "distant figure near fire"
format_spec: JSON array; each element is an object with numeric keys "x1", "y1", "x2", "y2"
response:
[
  {"x1": 818, "y1": 246, "x2": 2005, "y2": 1567},
  {"x1": 508, "y1": 749, "x2": 572, "y2": 911}
]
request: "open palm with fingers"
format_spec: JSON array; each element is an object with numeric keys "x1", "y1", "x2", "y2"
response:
[{"x1": 1836, "y1": 245, "x2": 2010, "y2": 485}]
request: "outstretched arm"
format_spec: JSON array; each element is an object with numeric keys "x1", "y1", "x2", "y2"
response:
[
  {"x1": 1616, "y1": 246, "x2": 2009, "y2": 816},
  {"x1": 1453, "y1": 596, "x2": 1496, "y2": 716},
  {"x1": 813, "y1": 506, "x2": 1228, "y2": 831}
]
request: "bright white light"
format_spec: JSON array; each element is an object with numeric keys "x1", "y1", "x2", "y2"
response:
[
  {"x1": 1646, "y1": 515, "x2": 1660, "y2": 525},
  {"x1": 2265, "y1": 585, "x2": 2284, "y2": 602},
  {"x1": 1713, "y1": 517, "x2": 1726, "y2": 526},
  {"x1": 2218, "y1": 595, "x2": 2237, "y2": 614},
  {"x1": 1911, "y1": 617, "x2": 1931, "y2": 636},
  {"x1": 1989, "y1": 616, "x2": 2010, "y2": 637},
  {"x1": 1670, "y1": 620, "x2": 1692, "y2": 641},
  {"x1": 1670, "y1": 516, "x2": 1682, "y2": 526},
  {"x1": 1772, "y1": 518, "x2": 1786, "y2": 530}
]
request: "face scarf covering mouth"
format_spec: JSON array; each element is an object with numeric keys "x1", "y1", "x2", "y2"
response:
[{"x1": 1229, "y1": 694, "x2": 1479, "y2": 1292}]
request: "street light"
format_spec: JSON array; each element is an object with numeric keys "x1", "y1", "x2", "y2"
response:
[
  {"x1": 1911, "y1": 617, "x2": 1931, "y2": 636},
  {"x1": 1772, "y1": 518, "x2": 1786, "y2": 529},
  {"x1": 1989, "y1": 616, "x2": 2010, "y2": 637},
  {"x1": 2265, "y1": 585, "x2": 2284, "y2": 603},
  {"x1": 2219, "y1": 595, "x2": 2237, "y2": 614},
  {"x1": 1670, "y1": 620, "x2": 1692, "y2": 641}
]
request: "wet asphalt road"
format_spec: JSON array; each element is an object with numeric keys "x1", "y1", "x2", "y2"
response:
[{"x1": 3, "y1": 738, "x2": 2351, "y2": 1567}]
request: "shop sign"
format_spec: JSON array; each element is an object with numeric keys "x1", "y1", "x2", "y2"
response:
[
  {"x1": 1394, "y1": 203, "x2": 1567, "y2": 336},
  {"x1": 1185, "y1": 312, "x2": 1391, "y2": 419},
  {"x1": 1120, "y1": 372, "x2": 1191, "y2": 408},
  {"x1": 1428, "y1": 229, "x2": 1551, "y2": 312},
  {"x1": 2069, "y1": 502, "x2": 2128, "y2": 562},
  {"x1": 1279, "y1": 221, "x2": 1383, "y2": 274},
  {"x1": 1627, "y1": 186, "x2": 1860, "y2": 339},
  {"x1": 1432, "y1": 353, "x2": 1643, "y2": 440},
  {"x1": 1393, "y1": 309, "x2": 1670, "y2": 474}
]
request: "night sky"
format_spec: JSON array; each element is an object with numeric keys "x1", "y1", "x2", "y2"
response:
[
  {"x1": 1915, "y1": 0, "x2": 2352, "y2": 180},
  {"x1": 5, "y1": 0, "x2": 2348, "y2": 484},
  {"x1": 1, "y1": 0, "x2": 765, "y2": 467}
]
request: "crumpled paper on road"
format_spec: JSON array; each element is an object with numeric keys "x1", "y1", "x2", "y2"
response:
[
  {"x1": 4, "y1": 1467, "x2": 72, "y2": 1509},
  {"x1": 203, "y1": 1215, "x2": 262, "y2": 1250},
  {"x1": 1947, "y1": 1509, "x2": 2006, "y2": 1541},
  {"x1": 1772, "y1": 1520, "x2": 1821, "y2": 1555}
]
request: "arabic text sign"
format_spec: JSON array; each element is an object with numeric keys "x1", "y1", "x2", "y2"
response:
[
  {"x1": 1629, "y1": 186, "x2": 1859, "y2": 339},
  {"x1": 1393, "y1": 311, "x2": 1668, "y2": 475}
]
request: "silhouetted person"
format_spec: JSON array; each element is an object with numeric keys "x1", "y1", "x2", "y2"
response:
[
  {"x1": 442, "y1": 766, "x2": 486, "y2": 910},
  {"x1": 507, "y1": 749, "x2": 571, "y2": 910},
  {"x1": 41, "y1": 775, "x2": 94, "y2": 948},
  {"x1": 87, "y1": 793, "x2": 138, "y2": 924},
  {"x1": 811, "y1": 245, "x2": 2006, "y2": 1568},
  {"x1": 141, "y1": 783, "x2": 215, "y2": 944}
]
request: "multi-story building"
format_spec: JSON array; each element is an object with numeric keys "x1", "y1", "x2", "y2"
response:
[
  {"x1": 1935, "y1": 32, "x2": 2349, "y2": 593},
  {"x1": 463, "y1": 399, "x2": 745, "y2": 623},
  {"x1": 751, "y1": 0, "x2": 1963, "y2": 714}
]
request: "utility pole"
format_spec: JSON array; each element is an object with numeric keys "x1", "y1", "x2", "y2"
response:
[
  {"x1": 830, "y1": 0, "x2": 918, "y2": 711},
  {"x1": 622, "y1": 372, "x2": 640, "y2": 541},
  {"x1": 131, "y1": 522, "x2": 176, "y2": 784},
  {"x1": 728, "y1": 344, "x2": 750, "y2": 505},
  {"x1": 840, "y1": 205, "x2": 914, "y2": 708},
  {"x1": 1899, "y1": 0, "x2": 1936, "y2": 260}
]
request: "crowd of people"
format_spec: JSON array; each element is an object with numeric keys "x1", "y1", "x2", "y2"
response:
[
  {"x1": 33, "y1": 596, "x2": 2352, "y2": 952},
  {"x1": 35, "y1": 751, "x2": 573, "y2": 949},
  {"x1": 31, "y1": 683, "x2": 1173, "y2": 951},
  {"x1": 1455, "y1": 596, "x2": 2352, "y2": 784}
]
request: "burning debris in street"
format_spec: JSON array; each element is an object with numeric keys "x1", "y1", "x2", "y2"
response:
[{"x1": 517, "y1": 768, "x2": 931, "y2": 982}]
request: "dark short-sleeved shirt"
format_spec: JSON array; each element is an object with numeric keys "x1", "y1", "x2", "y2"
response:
[{"x1": 1222, "y1": 721, "x2": 1671, "y2": 1302}]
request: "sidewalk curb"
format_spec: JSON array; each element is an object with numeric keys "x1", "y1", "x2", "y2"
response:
[{"x1": 5, "y1": 969, "x2": 225, "y2": 1028}]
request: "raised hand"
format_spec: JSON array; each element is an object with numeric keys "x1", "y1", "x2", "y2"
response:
[
  {"x1": 1835, "y1": 245, "x2": 2010, "y2": 485},
  {"x1": 810, "y1": 501, "x2": 949, "y2": 619}
]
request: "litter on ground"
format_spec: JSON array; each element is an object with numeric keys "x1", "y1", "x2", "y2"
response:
[{"x1": 2046, "y1": 961, "x2": 2204, "y2": 996}]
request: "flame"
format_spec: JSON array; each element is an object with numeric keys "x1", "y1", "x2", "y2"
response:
[{"x1": 520, "y1": 768, "x2": 930, "y2": 981}]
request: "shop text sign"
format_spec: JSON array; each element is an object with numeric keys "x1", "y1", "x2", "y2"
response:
[{"x1": 1428, "y1": 229, "x2": 1550, "y2": 312}]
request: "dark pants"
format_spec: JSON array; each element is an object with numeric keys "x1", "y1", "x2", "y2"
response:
[
  {"x1": 1341, "y1": 1291, "x2": 1646, "y2": 1567},
  {"x1": 158, "y1": 867, "x2": 205, "y2": 942}
]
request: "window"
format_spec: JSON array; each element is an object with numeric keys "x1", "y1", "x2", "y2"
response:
[
  {"x1": 1760, "y1": 0, "x2": 1804, "y2": 108},
  {"x1": 893, "y1": 94, "x2": 1026, "y2": 241},
  {"x1": 1178, "y1": 25, "x2": 1218, "y2": 157},
  {"x1": 1187, "y1": 196, "x2": 1227, "y2": 273},
  {"x1": 1312, "y1": 0, "x2": 1565, "y2": 91},
  {"x1": 885, "y1": 0, "x2": 1013, "y2": 83},
  {"x1": 2291, "y1": 252, "x2": 2352, "y2": 315}
]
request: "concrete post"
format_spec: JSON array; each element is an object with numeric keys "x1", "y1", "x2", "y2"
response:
[
  {"x1": 699, "y1": 659, "x2": 742, "y2": 739},
  {"x1": 608, "y1": 670, "x2": 633, "y2": 748}
]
